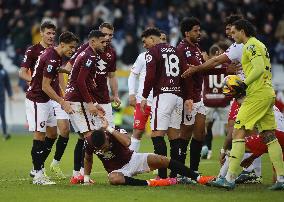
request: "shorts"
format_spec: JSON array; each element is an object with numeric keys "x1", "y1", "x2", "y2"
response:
[
  {"x1": 133, "y1": 103, "x2": 151, "y2": 130},
  {"x1": 110, "y1": 152, "x2": 151, "y2": 177},
  {"x1": 228, "y1": 99, "x2": 239, "y2": 121},
  {"x1": 151, "y1": 93, "x2": 183, "y2": 130},
  {"x1": 235, "y1": 97, "x2": 276, "y2": 132},
  {"x1": 68, "y1": 102, "x2": 96, "y2": 133},
  {"x1": 183, "y1": 100, "x2": 206, "y2": 126},
  {"x1": 25, "y1": 98, "x2": 57, "y2": 132},
  {"x1": 206, "y1": 105, "x2": 230, "y2": 123},
  {"x1": 93, "y1": 103, "x2": 114, "y2": 129},
  {"x1": 51, "y1": 100, "x2": 69, "y2": 120},
  {"x1": 245, "y1": 130, "x2": 284, "y2": 156}
]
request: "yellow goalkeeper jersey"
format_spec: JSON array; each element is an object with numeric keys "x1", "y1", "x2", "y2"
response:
[{"x1": 241, "y1": 37, "x2": 275, "y2": 99}]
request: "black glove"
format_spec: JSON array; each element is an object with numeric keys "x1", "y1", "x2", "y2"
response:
[{"x1": 232, "y1": 80, "x2": 247, "y2": 99}]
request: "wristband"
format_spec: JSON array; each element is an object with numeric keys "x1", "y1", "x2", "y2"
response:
[
  {"x1": 93, "y1": 102, "x2": 98, "y2": 106},
  {"x1": 84, "y1": 175, "x2": 90, "y2": 183},
  {"x1": 220, "y1": 148, "x2": 225, "y2": 154},
  {"x1": 106, "y1": 126, "x2": 115, "y2": 134}
]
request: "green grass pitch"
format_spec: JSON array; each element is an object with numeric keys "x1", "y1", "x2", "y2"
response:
[{"x1": 0, "y1": 134, "x2": 283, "y2": 202}]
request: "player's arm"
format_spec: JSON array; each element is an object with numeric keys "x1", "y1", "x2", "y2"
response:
[
  {"x1": 108, "y1": 71, "x2": 121, "y2": 107},
  {"x1": 128, "y1": 71, "x2": 138, "y2": 107},
  {"x1": 19, "y1": 67, "x2": 32, "y2": 82},
  {"x1": 102, "y1": 117, "x2": 131, "y2": 147},
  {"x1": 182, "y1": 54, "x2": 230, "y2": 78}
]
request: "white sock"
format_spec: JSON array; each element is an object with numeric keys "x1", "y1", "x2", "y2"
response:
[
  {"x1": 277, "y1": 175, "x2": 284, "y2": 182},
  {"x1": 80, "y1": 167, "x2": 84, "y2": 175},
  {"x1": 129, "y1": 137, "x2": 141, "y2": 152},
  {"x1": 51, "y1": 159, "x2": 60, "y2": 166},
  {"x1": 219, "y1": 155, "x2": 229, "y2": 178},
  {"x1": 252, "y1": 156, "x2": 262, "y2": 176},
  {"x1": 243, "y1": 153, "x2": 254, "y2": 172},
  {"x1": 73, "y1": 170, "x2": 80, "y2": 177},
  {"x1": 35, "y1": 169, "x2": 43, "y2": 178}
]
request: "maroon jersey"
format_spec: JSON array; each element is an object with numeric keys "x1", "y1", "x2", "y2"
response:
[
  {"x1": 142, "y1": 43, "x2": 188, "y2": 99},
  {"x1": 21, "y1": 43, "x2": 45, "y2": 75},
  {"x1": 26, "y1": 47, "x2": 62, "y2": 103},
  {"x1": 69, "y1": 42, "x2": 89, "y2": 65},
  {"x1": 177, "y1": 39, "x2": 205, "y2": 102},
  {"x1": 203, "y1": 64, "x2": 231, "y2": 107},
  {"x1": 93, "y1": 46, "x2": 117, "y2": 104},
  {"x1": 65, "y1": 46, "x2": 97, "y2": 103},
  {"x1": 84, "y1": 132, "x2": 133, "y2": 173}
]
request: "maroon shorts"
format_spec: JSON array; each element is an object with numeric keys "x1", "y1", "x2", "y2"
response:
[{"x1": 133, "y1": 103, "x2": 151, "y2": 130}]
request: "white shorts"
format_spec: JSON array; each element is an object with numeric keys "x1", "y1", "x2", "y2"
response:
[
  {"x1": 151, "y1": 93, "x2": 183, "y2": 130},
  {"x1": 51, "y1": 100, "x2": 69, "y2": 120},
  {"x1": 110, "y1": 152, "x2": 151, "y2": 177},
  {"x1": 68, "y1": 102, "x2": 96, "y2": 133},
  {"x1": 183, "y1": 100, "x2": 207, "y2": 126},
  {"x1": 25, "y1": 98, "x2": 57, "y2": 132},
  {"x1": 206, "y1": 106, "x2": 230, "y2": 123},
  {"x1": 93, "y1": 103, "x2": 114, "y2": 129}
]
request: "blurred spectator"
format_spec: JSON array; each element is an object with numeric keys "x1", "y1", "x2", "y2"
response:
[
  {"x1": 0, "y1": 60, "x2": 13, "y2": 140},
  {"x1": 274, "y1": 37, "x2": 284, "y2": 64},
  {"x1": 120, "y1": 33, "x2": 139, "y2": 65}
]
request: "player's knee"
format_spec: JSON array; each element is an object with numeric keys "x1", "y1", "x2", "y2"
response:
[
  {"x1": 261, "y1": 130, "x2": 277, "y2": 144},
  {"x1": 108, "y1": 173, "x2": 125, "y2": 185},
  {"x1": 59, "y1": 125, "x2": 70, "y2": 137}
]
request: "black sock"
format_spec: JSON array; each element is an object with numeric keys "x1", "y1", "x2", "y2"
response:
[
  {"x1": 31, "y1": 140, "x2": 45, "y2": 171},
  {"x1": 54, "y1": 135, "x2": 69, "y2": 161},
  {"x1": 124, "y1": 176, "x2": 148, "y2": 186},
  {"x1": 42, "y1": 137, "x2": 56, "y2": 165},
  {"x1": 81, "y1": 145, "x2": 85, "y2": 168},
  {"x1": 168, "y1": 159, "x2": 199, "y2": 181},
  {"x1": 206, "y1": 127, "x2": 213, "y2": 150},
  {"x1": 74, "y1": 139, "x2": 84, "y2": 171},
  {"x1": 180, "y1": 139, "x2": 189, "y2": 165},
  {"x1": 151, "y1": 136, "x2": 167, "y2": 178},
  {"x1": 189, "y1": 138, "x2": 203, "y2": 171},
  {"x1": 169, "y1": 139, "x2": 182, "y2": 177}
]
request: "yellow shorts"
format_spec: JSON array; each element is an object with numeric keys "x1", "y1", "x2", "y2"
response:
[{"x1": 234, "y1": 97, "x2": 276, "y2": 132}]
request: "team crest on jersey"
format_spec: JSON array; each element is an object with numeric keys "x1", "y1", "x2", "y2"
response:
[
  {"x1": 146, "y1": 54, "x2": 152, "y2": 63},
  {"x1": 186, "y1": 50, "x2": 191, "y2": 57},
  {"x1": 247, "y1": 45, "x2": 256, "y2": 56},
  {"x1": 85, "y1": 59, "x2": 92, "y2": 67},
  {"x1": 47, "y1": 65, "x2": 53, "y2": 72},
  {"x1": 40, "y1": 121, "x2": 46, "y2": 128},
  {"x1": 106, "y1": 53, "x2": 111, "y2": 58}
]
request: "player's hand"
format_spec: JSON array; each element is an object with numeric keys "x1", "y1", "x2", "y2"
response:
[
  {"x1": 113, "y1": 96, "x2": 121, "y2": 108},
  {"x1": 129, "y1": 95, "x2": 136, "y2": 107},
  {"x1": 232, "y1": 80, "x2": 247, "y2": 99},
  {"x1": 96, "y1": 104, "x2": 105, "y2": 117},
  {"x1": 83, "y1": 176, "x2": 95, "y2": 185},
  {"x1": 140, "y1": 99, "x2": 147, "y2": 114},
  {"x1": 181, "y1": 65, "x2": 197, "y2": 78},
  {"x1": 61, "y1": 100, "x2": 75, "y2": 114},
  {"x1": 201, "y1": 52, "x2": 209, "y2": 61},
  {"x1": 240, "y1": 156, "x2": 255, "y2": 168},
  {"x1": 219, "y1": 152, "x2": 226, "y2": 166},
  {"x1": 226, "y1": 62, "x2": 241, "y2": 74},
  {"x1": 184, "y1": 99, "x2": 193, "y2": 113},
  {"x1": 87, "y1": 103, "x2": 99, "y2": 116},
  {"x1": 100, "y1": 116, "x2": 109, "y2": 130}
]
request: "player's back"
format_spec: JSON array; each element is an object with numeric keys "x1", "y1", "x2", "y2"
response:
[
  {"x1": 242, "y1": 37, "x2": 274, "y2": 98},
  {"x1": 65, "y1": 46, "x2": 96, "y2": 102},
  {"x1": 26, "y1": 47, "x2": 61, "y2": 103},
  {"x1": 21, "y1": 43, "x2": 45, "y2": 75},
  {"x1": 144, "y1": 43, "x2": 184, "y2": 98}
]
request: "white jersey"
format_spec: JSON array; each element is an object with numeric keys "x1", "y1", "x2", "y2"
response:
[
  {"x1": 274, "y1": 105, "x2": 284, "y2": 132},
  {"x1": 129, "y1": 52, "x2": 153, "y2": 105},
  {"x1": 224, "y1": 42, "x2": 246, "y2": 81}
]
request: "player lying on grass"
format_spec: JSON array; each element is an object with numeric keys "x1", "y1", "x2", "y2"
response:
[
  {"x1": 82, "y1": 117, "x2": 214, "y2": 186},
  {"x1": 211, "y1": 96, "x2": 284, "y2": 190}
]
